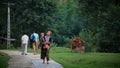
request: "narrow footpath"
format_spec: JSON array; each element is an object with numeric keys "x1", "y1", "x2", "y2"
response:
[{"x1": 0, "y1": 50, "x2": 63, "y2": 68}]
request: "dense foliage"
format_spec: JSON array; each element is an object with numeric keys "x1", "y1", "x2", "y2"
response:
[
  {"x1": 0, "y1": 0, "x2": 120, "y2": 52},
  {"x1": 78, "y1": 0, "x2": 120, "y2": 52},
  {"x1": 0, "y1": 0, "x2": 56, "y2": 47}
]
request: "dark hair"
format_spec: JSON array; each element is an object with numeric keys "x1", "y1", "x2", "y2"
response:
[
  {"x1": 22, "y1": 32, "x2": 27, "y2": 34},
  {"x1": 33, "y1": 31, "x2": 37, "y2": 33}
]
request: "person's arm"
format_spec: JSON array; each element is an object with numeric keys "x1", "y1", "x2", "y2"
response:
[
  {"x1": 38, "y1": 34, "x2": 39, "y2": 41},
  {"x1": 50, "y1": 37, "x2": 53, "y2": 47},
  {"x1": 21, "y1": 40, "x2": 23, "y2": 46},
  {"x1": 38, "y1": 35, "x2": 40, "y2": 45},
  {"x1": 27, "y1": 36, "x2": 29, "y2": 45},
  {"x1": 21, "y1": 37, "x2": 23, "y2": 47}
]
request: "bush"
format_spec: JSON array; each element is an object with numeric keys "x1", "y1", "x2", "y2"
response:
[
  {"x1": 79, "y1": 29, "x2": 100, "y2": 52},
  {"x1": 63, "y1": 36, "x2": 72, "y2": 48},
  {"x1": 0, "y1": 44, "x2": 7, "y2": 49}
]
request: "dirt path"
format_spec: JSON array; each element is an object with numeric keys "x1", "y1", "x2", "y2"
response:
[{"x1": 0, "y1": 50, "x2": 63, "y2": 68}]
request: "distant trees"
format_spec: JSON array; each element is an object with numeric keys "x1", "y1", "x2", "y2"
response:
[
  {"x1": 0, "y1": 0, "x2": 56, "y2": 47},
  {"x1": 78, "y1": 0, "x2": 120, "y2": 52},
  {"x1": 0, "y1": 0, "x2": 119, "y2": 52},
  {"x1": 49, "y1": 0, "x2": 84, "y2": 47}
]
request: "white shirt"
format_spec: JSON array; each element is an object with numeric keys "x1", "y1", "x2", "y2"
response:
[{"x1": 21, "y1": 34, "x2": 29, "y2": 44}]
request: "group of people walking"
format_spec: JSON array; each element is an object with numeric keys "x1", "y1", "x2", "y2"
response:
[{"x1": 21, "y1": 30, "x2": 53, "y2": 64}]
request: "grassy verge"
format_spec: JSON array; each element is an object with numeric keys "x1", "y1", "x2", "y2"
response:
[
  {"x1": 50, "y1": 47, "x2": 120, "y2": 68},
  {"x1": 0, "y1": 52, "x2": 10, "y2": 68}
]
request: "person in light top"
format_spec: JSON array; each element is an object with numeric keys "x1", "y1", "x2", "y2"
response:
[
  {"x1": 30, "y1": 32, "x2": 39, "y2": 55},
  {"x1": 21, "y1": 32, "x2": 29, "y2": 55}
]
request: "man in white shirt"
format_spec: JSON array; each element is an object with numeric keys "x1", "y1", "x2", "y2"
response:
[{"x1": 21, "y1": 32, "x2": 29, "y2": 55}]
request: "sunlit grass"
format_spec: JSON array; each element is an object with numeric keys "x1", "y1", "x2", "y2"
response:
[{"x1": 50, "y1": 47, "x2": 120, "y2": 68}]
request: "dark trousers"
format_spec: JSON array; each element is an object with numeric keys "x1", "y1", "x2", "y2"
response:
[{"x1": 41, "y1": 45, "x2": 50, "y2": 61}]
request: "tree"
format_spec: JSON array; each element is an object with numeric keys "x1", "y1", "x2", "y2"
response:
[
  {"x1": 0, "y1": 0, "x2": 56, "y2": 47},
  {"x1": 78, "y1": 0, "x2": 120, "y2": 52}
]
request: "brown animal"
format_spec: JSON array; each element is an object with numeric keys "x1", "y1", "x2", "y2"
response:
[{"x1": 71, "y1": 37, "x2": 85, "y2": 53}]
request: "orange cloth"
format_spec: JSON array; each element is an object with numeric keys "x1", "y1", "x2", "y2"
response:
[{"x1": 44, "y1": 44, "x2": 50, "y2": 50}]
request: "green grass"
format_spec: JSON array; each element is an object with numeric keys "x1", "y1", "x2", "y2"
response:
[
  {"x1": 50, "y1": 47, "x2": 120, "y2": 68},
  {"x1": 8, "y1": 47, "x2": 120, "y2": 68},
  {"x1": 0, "y1": 52, "x2": 10, "y2": 68}
]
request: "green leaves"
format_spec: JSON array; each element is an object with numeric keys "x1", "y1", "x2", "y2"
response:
[
  {"x1": 0, "y1": 0, "x2": 56, "y2": 47},
  {"x1": 0, "y1": 0, "x2": 119, "y2": 52},
  {"x1": 78, "y1": 0, "x2": 120, "y2": 52}
]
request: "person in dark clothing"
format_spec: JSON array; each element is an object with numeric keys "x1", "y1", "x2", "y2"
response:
[
  {"x1": 40, "y1": 33, "x2": 45, "y2": 59},
  {"x1": 40, "y1": 31, "x2": 53, "y2": 64}
]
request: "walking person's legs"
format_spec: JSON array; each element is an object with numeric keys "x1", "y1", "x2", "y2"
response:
[
  {"x1": 21, "y1": 44, "x2": 24, "y2": 55},
  {"x1": 41, "y1": 45, "x2": 44, "y2": 59},
  {"x1": 24, "y1": 44, "x2": 28, "y2": 55},
  {"x1": 43, "y1": 56, "x2": 45, "y2": 64},
  {"x1": 35, "y1": 42, "x2": 38, "y2": 54},
  {"x1": 33, "y1": 42, "x2": 38, "y2": 55},
  {"x1": 42, "y1": 48, "x2": 47, "y2": 64},
  {"x1": 33, "y1": 42, "x2": 36, "y2": 55},
  {"x1": 22, "y1": 44, "x2": 26, "y2": 55},
  {"x1": 46, "y1": 50, "x2": 50, "y2": 64}
]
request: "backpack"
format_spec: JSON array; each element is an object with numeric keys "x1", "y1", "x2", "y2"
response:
[{"x1": 30, "y1": 34, "x2": 35, "y2": 42}]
